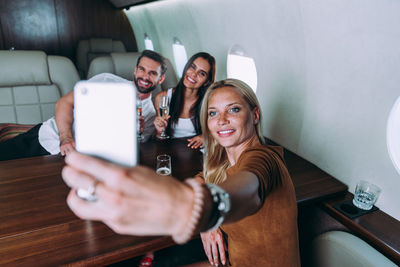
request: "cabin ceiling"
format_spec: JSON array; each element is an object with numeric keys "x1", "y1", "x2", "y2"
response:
[{"x1": 108, "y1": 0, "x2": 159, "y2": 8}]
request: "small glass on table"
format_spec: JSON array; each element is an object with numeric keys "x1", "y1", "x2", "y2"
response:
[
  {"x1": 156, "y1": 154, "x2": 171, "y2": 176},
  {"x1": 157, "y1": 95, "x2": 170, "y2": 140},
  {"x1": 352, "y1": 180, "x2": 381, "y2": 210}
]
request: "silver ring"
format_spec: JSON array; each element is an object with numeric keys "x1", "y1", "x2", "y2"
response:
[{"x1": 87, "y1": 180, "x2": 99, "y2": 196}]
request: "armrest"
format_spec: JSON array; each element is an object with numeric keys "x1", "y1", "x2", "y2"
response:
[{"x1": 322, "y1": 193, "x2": 400, "y2": 264}]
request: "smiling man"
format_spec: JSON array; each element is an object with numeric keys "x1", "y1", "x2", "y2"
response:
[{"x1": 0, "y1": 50, "x2": 167, "y2": 161}]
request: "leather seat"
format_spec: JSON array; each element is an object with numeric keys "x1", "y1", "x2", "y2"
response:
[
  {"x1": 0, "y1": 50, "x2": 79, "y2": 124},
  {"x1": 87, "y1": 52, "x2": 177, "y2": 97},
  {"x1": 76, "y1": 38, "x2": 126, "y2": 78},
  {"x1": 311, "y1": 231, "x2": 396, "y2": 267}
]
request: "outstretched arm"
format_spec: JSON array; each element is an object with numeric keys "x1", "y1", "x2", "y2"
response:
[
  {"x1": 55, "y1": 91, "x2": 75, "y2": 155},
  {"x1": 219, "y1": 171, "x2": 261, "y2": 223},
  {"x1": 62, "y1": 151, "x2": 199, "y2": 237},
  {"x1": 61, "y1": 151, "x2": 261, "y2": 239},
  {"x1": 200, "y1": 171, "x2": 261, "y2": 266}
]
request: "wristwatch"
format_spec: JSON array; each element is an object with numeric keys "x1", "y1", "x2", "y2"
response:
[{"x1": 205, "y1": 183, "x2": 231, "y2": 231}]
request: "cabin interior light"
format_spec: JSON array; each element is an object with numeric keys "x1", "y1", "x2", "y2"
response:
[
  {"x1": 144, "y1": 33, "x2": 154, "y2": 51},
  {"x1": 387, "y1": 96, "x2": 400, "y2": 175},
  {"x1": 227, "y1": 44, "x2": 258, "y2": 92},
  {"x1": 172, "y1": 37, "x2": 187, "y2": 78}
]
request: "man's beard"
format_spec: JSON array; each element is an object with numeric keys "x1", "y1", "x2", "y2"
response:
[{"x1": 134, "y1": 77, "x2": 157, "y2": 94}]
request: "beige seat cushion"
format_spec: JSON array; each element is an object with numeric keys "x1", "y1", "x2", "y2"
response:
[
  {"x1": 0, "y1": 50, "x2": 79, "y2": 124},
  {"x1": 311, "y1": 231, "x2": 396, "y2": 267}
]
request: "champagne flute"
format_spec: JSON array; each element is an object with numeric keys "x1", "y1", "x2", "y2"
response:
[
  {"x1": 137, "y1": 98, "x2": 144, "y2": 142},
  {"x1": 158, "y1": 95, "x2": 170, "y2": 139}
]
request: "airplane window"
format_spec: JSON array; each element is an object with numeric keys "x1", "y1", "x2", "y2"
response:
[
  {"x1": 172, "y1": 37, "x2": 188, "y2": 78},
  {"x1": 387, "y1": 95, "x2": 400, "y2": 175},
  {"x1": 227, "y1": 44, "x2": 258, "y2": 92},
  {"x1": 144, "y1": 33, "x2": 154, "y2": 51}
]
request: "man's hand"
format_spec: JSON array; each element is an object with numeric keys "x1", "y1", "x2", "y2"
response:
[
  {"x1": 60, "y1": 136, "x2": 75, "y2": 156},
  {"x1": 55, "y1": 91, "x2": 75, "y2": 156},
  {"x1": 139, "y1": 115, "x2": 145, "y2": 133}
]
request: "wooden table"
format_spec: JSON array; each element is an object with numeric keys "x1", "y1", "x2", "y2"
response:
[
  {"x1": 0, "y1": 139, "x2": 347, "y2": 266},
  {"x1": 283, "y1": 149, "x2": 348, "y2": 206}
]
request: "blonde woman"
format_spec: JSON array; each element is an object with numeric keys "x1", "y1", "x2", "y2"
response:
[{"x1": 62, "y1": 79, "x2": 300, "y2": 267}]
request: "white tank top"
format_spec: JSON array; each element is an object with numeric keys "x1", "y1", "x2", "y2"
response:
[
  {"x1": 167, "y1": 88, "x2": 197, "y2": 138},
  {"x1": 172, "y1": 118, "x2": 196, "y2": 138}
]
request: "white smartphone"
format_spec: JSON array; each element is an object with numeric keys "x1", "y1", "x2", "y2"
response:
[{"x1": 73, "y1": 81, "x2": 138, "y2": 200}]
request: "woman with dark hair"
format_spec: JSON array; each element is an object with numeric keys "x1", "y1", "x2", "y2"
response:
[{"x1": 154, "y1": 52, "x2": 216, "y2": 149}]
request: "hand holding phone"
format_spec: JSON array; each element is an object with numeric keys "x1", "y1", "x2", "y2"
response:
[{"x1": 73, "y1": 81, "x2": 138, "y2": 200}]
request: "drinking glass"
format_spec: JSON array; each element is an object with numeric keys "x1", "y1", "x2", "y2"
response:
[
  {"x1": 157, "y1": 95, "x2": 170, "y2": 139},
  {"x1": 137, "y1": 98, "x2": 144, "y2": 142},
  {"x1": 352, "y1": 180, "x2": 381, "y2": 210},
  {"x1": 156, "y1": 154, "x2": 171, "y2": 176}
]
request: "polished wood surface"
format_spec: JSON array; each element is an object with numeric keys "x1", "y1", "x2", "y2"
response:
[
  {"x1": 0, "y1": 139, "x2": 347, "y2": 266},
  {"x1": 322, "y1": 193, "x2": 400, "y2": 264},
  {"x1": 0, "y1": 139, "x2": 202, "y2": 266},
  {"x1": 0, "y1": 0, "x2": 137, "y2": 61},
  {"x1": 139, "y1": 138, "x2": 203, "y2": 180},
  {"x1": 284, "y1": 149, "x2": 348, "y2": 206}
]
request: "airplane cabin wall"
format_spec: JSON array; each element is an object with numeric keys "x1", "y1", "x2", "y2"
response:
[{"x1": 126, "y1": 0, "x2": 400, "y2": 221}]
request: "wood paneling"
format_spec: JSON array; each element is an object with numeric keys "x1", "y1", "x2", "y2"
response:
[
  {"x1": 0, "y1": 15, "x2": 5, "y2": 50},
  {"x1": 0, "y1": 0, "x2": 137, "y2": 64},
  {"x1": 1, "y1": 0, "x2": 61, "y2": 54}
]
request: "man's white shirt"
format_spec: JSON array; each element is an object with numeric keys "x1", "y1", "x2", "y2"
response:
[{"x1": 38, "y1": 73, "x2": 156, "y2": 154}]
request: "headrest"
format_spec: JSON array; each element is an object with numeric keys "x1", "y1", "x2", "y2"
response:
[
  {"x1": 0, "y1": 50, "x2": 51, "y2": 87},
  {"x1": 89, "y1": 38, "x2": 113, "y2": 53},
  {"x1": 111, "y1": 52, "x2": 141, "y2": 80}
]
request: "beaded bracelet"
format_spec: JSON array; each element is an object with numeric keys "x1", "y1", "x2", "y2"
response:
[{"x1": 172, "y1": 178, "x2": 204, "y2": 244}]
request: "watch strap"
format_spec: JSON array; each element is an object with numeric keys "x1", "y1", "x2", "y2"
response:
[{"x1": 203, "y1": 183, "x2": 231, "y2": 231}]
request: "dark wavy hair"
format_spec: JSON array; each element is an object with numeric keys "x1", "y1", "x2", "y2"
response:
[
  {"x1": 166, "y1": 52, "x2": 216, "y2": 136},
  {"x1": 136, "y1": 50, "x2": 167, "y2": 75}
]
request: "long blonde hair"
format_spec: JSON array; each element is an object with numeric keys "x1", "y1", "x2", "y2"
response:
[{"x1": 200, "y1": 79, "x2": 265, "y2": 184}]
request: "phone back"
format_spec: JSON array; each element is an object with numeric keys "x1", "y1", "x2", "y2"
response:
[{"x1": 74, "y1": 81, "x2": 137, "y2": 167}]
